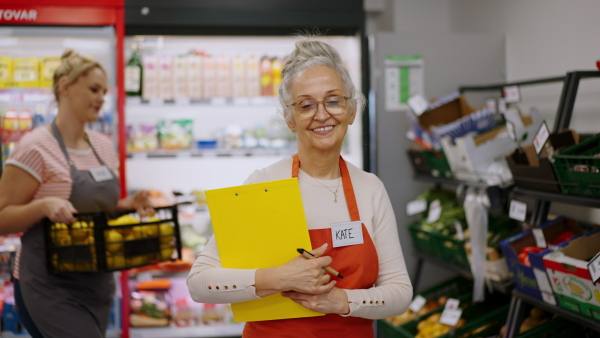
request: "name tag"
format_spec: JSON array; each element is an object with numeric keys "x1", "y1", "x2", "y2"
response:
[
  {"x1": 331, "y1": 221, "x2": 363, "y2": 248},
  {"x1": 89, "y1": 165, "x2": 113, "y2": 182}
]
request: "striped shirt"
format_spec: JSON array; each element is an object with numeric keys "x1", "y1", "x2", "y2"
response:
[{"x1": 7, "y1": 126, "x2": 119, "y2": 279}]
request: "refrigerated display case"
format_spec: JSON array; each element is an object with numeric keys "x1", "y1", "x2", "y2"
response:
[
  {"x1": 122, "y1": 1, "x2": 367, "y2": 337},
  {"x1": 0, "y1": 1, "x2": 125, "y2": 336}
]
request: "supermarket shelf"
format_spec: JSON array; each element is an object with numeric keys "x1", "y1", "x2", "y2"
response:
[
  {"x1": 512, "y1": 187, "x2": 600, "y2": 209},
  {"x1": 0, "y1": 328, "x2": 120, "y2": 338},
  {"x1": 126, "y1": 96, "x2": 279, "y2": 107},
  {"x1": 512, "y1": 290, "x2": 600, "y2": 333},
  {"x1": 413, "y1": 174, "x2": 513, "y2": 189},
  {"x1": 414, "y1": 252, "x2": 513, "y2": 294},
  {"x1": 129, "y1": 323, "x2": 245, "y2": 338},
  {"x1": 127, "y1": 148, "x2": 296, "y2": 159}
]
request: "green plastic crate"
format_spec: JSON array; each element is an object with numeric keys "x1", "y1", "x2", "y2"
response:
[
  {"x1": 408, "y1": 220, "x2": 440, "y2": 257},
  {"x1": 424, "y1": 150, "x2": 454, "y2": 179},
  {"x1": 551, "y1": 133, "x2": 600, "y2": 197},
  {"x1": 379, "y1": 291, "x2": 510, "y2": 338},
  {"x1": 517, "y1": 316, "x2": 586, "y2": 338},
  {"x1": 379, "y1": 276, "x2": 473, "y2": 334}
]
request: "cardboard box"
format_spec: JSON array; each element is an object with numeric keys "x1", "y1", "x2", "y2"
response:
[
  {"x1": 543, "y1": 229, "x2": 600, "y2": 320},
  {"x1": 500, "y1": 217, "x2": 582, "y2": 303},
  {"x1": 441, "y1": 108, "x2": 542, "y2": 184},
  {"x1": 506, "y1": 129, "x2": 579, "y2": 193},
  {"x1": 407, "y1": 92, "x2": 476, "y2": 150}
]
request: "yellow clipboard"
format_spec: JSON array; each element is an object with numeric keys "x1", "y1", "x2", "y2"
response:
[{"x1": 206, "y1": 178, "x2": 324, "y2": 322}]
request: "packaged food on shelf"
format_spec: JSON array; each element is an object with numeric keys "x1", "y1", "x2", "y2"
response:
[
  {"x1": 40, "y1": 56, "x2": 61, "y2": 88},
  {"x1": 130, "y1": 279, "x2": 172, "y2": 327},
  {"x1": 542, "y1": 228, "x2": 600, "y2": 320},
  {"x1": 500, "y1": 217, "x2": 582, "y2": 302},
  {"x1": 12, "y1": 57, "x2": 39, "y2": 88},
  {"x1": 158, "y1": 119, "x2": 194, "y2": 150},
  {"x1": 506, "y1": 129, "x2": 579, "y2": 193},
  {"x1": 0, "y1": 56, "x2": 12, "y2": 88},
  {"x1": 44, "y1": 205, "x2": 182, "y2": 273},
  {"x1": 551, "y1": 132, "x2": 600, "y2": 197}
]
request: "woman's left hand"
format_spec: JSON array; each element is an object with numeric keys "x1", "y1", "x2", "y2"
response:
[
  {"x1": 118, "y1": 190, "x2": 155, "y2": 217},
  {"x1": 281, "y1": 286, "x2": 350, "y2": 315}
]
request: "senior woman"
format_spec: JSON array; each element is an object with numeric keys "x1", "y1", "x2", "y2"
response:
[{"x1": 187, "y1": 37, "x2": 412, "y2": 337}]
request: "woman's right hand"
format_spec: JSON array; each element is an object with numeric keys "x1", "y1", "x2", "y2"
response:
[
  {"x1": 255, "y1": 243, "x2": 337, "y2": 297},
  {"x1": 41, "y1": 197, "x2": 78, "y2": 224}
]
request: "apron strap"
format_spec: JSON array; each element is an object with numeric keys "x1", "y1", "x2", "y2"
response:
[
  {"x1": 51, "y1": 120, "x2": 109, "y2": 169},
  {"x1": 291, "y1": 153, "x2": 361, "y2": 222}
]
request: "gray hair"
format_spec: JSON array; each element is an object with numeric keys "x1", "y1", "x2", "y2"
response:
[{"x1": 278, "y1": 38, "x2": 365, "y2": 124}]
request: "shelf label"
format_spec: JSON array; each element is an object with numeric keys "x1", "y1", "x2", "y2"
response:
[
  {"x1": 408, "y1": 295, "x2": 427, "y2": 313},
  {"x1": 533, "y1": 122, "x2": 550, "y2": 155},
  {"x1": 233, "y1": 97, "x2": 251, "y2": 106},
  {"x1": 541, "y1": 292, "x2": 557, "y2": 305},
  {"x1": 533, "y1": 268, "x2": 554, "y2": 294},
  {"x1": 174, "y1": 98, "x2": 191, "y2": 106},
  {"x1": 454, "y1": 221, "x2": 465, "y2": 241},
  {"x1": 506, "y1": 121, "x2": 517, "y2": 142},
  {"x1": 406, "y1": 199, "x2": 427, "y2": 216},
  {"x1": 408, "y1": 94, "x2": 429, "y2": 116},
  {"x1": 485, "y1": 98, "x2": 497, "y2": 113},
  {"x1": 445, "y1": 298, "x2": 460, "y2": 310},
  {"x1": 149, "y1": 98, "x2": 164, "y2": 106},
  {"x1": 587, "y1": 251, "x2": 600, "y2": 284},
  {"x1": 503, "y1": 85, "x2": 521, "y2": 103},
  {"x1": 509, "y1": 200, "x2": 527, "y2": 222},
  {"x1": 126, "y1": 96, "x2": 142, "y2": 105},
  {"x1": 211, "y1": 97, "x2": 227, "y2": 106},
  {"x1": 426, "y1": 199, "x2": 441, "y2": 224},
  {"x1": 439, "y1": 299, "x2": 462, "y2": 326},
  {"x1": 532, "y1": 228, "x2": 547, "y2": 249}
]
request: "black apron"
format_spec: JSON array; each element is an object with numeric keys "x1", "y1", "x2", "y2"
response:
[{"x1": 19, "y1": 121, "x2": 120, "y2": 338}]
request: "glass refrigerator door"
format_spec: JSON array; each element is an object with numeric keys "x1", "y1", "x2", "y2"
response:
[
  {"x1": 0, "y1": 26, "x2": 117, "y2": 172},
  {"x1": 124, "y1": 35, "x2": 363, "y2": 194}
]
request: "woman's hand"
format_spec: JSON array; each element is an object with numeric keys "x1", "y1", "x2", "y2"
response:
[
  {"x1": 41, "y1": 197, "x2": 78, "y2": 224},
  {"x1": 255, "y1": 243, "x2": 337, "y2": 297},
  {"x1": 282, "y1": 286, "x2": 350, "y2": 315},
  {"x1": 118, "y1": 190, "x2": 155, "y2": 217}
]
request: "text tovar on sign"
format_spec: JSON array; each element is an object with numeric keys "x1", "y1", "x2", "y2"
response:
[{"x1": 0, "y1": 9, "x2": 38, "y2": 22}]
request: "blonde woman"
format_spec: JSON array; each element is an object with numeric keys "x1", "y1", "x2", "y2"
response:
[{"x1": 0, "y1": 50, "x2": 152, "y2": 337}]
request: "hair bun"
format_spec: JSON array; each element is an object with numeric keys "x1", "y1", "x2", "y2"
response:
[{"x1": 61, "y1": 49, "x2": 76, "y2": 60}]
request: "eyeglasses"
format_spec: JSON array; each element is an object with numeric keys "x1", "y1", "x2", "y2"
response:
[{"x1": 288, "y1": 96, "x2": 351, "y2": 119}]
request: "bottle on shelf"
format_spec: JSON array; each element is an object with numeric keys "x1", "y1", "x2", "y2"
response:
[{"x1": 125, "y1": 43, "x2": 143, "y2": 97}]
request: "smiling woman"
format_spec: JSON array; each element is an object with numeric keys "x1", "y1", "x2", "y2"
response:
[{"x1": 188, "y1": 35, "x2": 413, "y2": 338}]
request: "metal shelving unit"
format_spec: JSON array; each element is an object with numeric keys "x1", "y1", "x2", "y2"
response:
[{"x1": 410, "y1": 71, "x2": 600, "y2": 337}]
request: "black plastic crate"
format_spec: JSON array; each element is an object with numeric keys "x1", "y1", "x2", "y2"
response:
[{"x1": 44, "y1": 205, "x2": 182, "y2": 273}]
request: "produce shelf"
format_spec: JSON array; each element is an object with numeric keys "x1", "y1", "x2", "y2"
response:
[
  {"x1": 414, "y1": 252, "x2": 513, "y2": 294},
  {"x1": 512, "y1": 187, "x2": 600, "y2": 209},
  {"x1": 129, "y1": 323, "x2": 245, "y2": 338},
  {"x1": 512, "y1": 290, "x2": 600, "y2": 333}
]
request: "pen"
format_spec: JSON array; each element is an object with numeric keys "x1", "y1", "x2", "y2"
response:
[{"x1": 297, "y1": 248, "x2": 344, "y2": 279}]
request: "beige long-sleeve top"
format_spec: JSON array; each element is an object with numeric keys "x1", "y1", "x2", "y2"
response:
[{"x1": 187, "y1": 156, "x2": 412, "y2": 319}]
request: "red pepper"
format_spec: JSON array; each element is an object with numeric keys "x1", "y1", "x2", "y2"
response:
[
  {"x1": 553, "y1": 231, "x2": 575, "y2": 245},
  {"x1": 521, "y1": 246, "x2": 545, "y2": 254}
]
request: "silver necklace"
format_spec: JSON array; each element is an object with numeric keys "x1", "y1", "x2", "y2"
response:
[{"x1": 308, "y1": 176, "x2": 341, "y2": 203}]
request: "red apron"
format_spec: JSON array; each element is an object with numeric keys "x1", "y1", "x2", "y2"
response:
[{"x1": 243, "y1": 154, "x2": 379, "y2": 337}]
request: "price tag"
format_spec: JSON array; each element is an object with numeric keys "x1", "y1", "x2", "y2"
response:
[
  {"x1": 174, "y1": 98, "x2": 191, "y2": 106},
  {"x1": 485, "y1": 98, "x2": 497, "y2": 113},
  {"x1": 445, "y1": 298, "x2": 460, "y2": 310},
  {"x1": 532, "y1": 228, "x2": 547, "y2": 248},
  {"x1": 426, "y1": 199, "x2": 441, "y2": 224},
  {"x1": 454, "y1": 221, "x2": 465, "y2": 240},
  {"x1": 497, "y1": 98, "x2": 507, "y2": 113},
  {"x1": 533, "y1": 122, "x2": 550, "y2": 154},
  {"x1": 503, "y1": 85, "x2": 521, "y2": 103},
  {"x1": 506, "y1": 121, "x2": 517, "y2": 142},
  {"x1": 211, "y1": 97, "x2": 227, "y2": 106},
  {"x1": 509, "y1": 200, "x2": 527, "y2": 222},
  {"x1": 541, "y1": 292, "x2": 557, "y2": 305},
  {"x1": 409, "y1": 295, "x2": 427, "y2": 313},
  {"x1": 137, "y1": 272, "x2": 153, "y2": 281},
  {"x1": 406, "y1": 199, "x2": 427, "y2": 216},
  {"x1": 233, "y1": 97, "x2": 251, "y2": 106},
  {"x1": 533, "y1": 268, "x2": 554, "y2": 293},
  {"x1": 439, "y1": 308, "x2": 463, "y2": 326},
  {"x1": 587, "y1": 251, "x2": 600, "y2": 284},
  {"x1": 408, "y1": 94, "x2": 429, "y2": 116}
]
